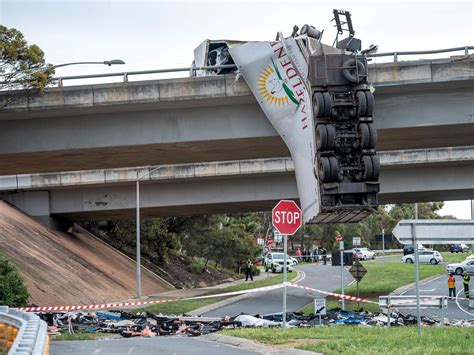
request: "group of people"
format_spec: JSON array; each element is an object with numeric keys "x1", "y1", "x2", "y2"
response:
[{"x1": 447, "y1": 271, "x2": 470, "y2": 299}]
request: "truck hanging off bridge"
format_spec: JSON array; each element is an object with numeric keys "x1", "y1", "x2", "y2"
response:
[{"x1": 192, "y1": 10, "x2": 380, "y2": 224}]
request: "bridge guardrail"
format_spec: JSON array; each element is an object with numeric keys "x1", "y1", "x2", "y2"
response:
[
  {"x1": 0, "y1": 306, "x2": 48, "y2": 355},
  {"x1": 51, "y1": 46, "x2": 473, "y2": 87}
]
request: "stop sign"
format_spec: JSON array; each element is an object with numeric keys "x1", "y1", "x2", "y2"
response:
[{"x1": 272, "y1": 200, "x2": 302, "y2": 235}]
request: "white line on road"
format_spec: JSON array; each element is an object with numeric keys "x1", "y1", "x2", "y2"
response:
[
  {"x1": 455, "y1": 289, "x2": 474, "y2": 317},
  {"x1": 420, "y1": 289, "x2": 435, "y2": 292}
]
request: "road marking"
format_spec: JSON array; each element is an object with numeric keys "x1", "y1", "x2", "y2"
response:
[
  {"x1": 420, "y1": 289, "x2": 435, "y2": 292},
  {"x1": 455, "y1": 289, "x2": 474, "y2": 317}
]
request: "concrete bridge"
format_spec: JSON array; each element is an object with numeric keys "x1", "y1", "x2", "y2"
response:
[
  {"x1": 2, "y1": 146, "x2": 473, "y2": 225},
  {"x1": 0, "y1": 56, "x2": 473, "y2": 175}
]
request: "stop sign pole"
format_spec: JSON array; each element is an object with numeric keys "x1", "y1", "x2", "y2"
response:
[{"x1": 272, "y1": 200, "x2": 302, "y2": 329}]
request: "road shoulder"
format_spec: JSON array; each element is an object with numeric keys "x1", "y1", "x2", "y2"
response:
[{"x1": 203, "y1": 333, "x2": 318, "y2": 355}]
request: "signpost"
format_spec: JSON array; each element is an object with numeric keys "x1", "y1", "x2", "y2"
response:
[
  {"x1": 349, "y1": 261, "x2": 367, "y2": 306},
  {"x1": 352, "y1": 237, "x2": 361, "y2": 246},
  {"x1": 272, "y1": 200, "x2": 302, "y2": 329},
  {"x1": 392, "y1": 219, "x2": 474, "y2": 336},
  {"x1": 314, "y1": 298, "x2": 326, "y2": 325}
]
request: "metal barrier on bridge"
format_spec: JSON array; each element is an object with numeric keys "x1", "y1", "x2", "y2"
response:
[
  {"x1": 51, "y1": 46, "x2": 473, "y2": 87},
  {"x1": 0, "y1": 306, "x2": 49, "y2": 355}
]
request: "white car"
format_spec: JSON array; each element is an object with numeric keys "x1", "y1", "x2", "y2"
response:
[
  {"x1": 446, "y1": 259, "x2": 474, "y2": 275},
  {"x1": 290, "y1": 256, "x2": 298, "y2": 266},
  {"x1": 354, "y1": 247, "x2": 376, "y2": 260},
  {"x1": 401, "y1": 250, "x2": 443, "y2": 265},
  {"x1": 264, "y1": 252, "x2": 294, "y2": 273}
]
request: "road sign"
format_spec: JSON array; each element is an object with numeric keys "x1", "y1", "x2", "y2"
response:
[
  {"x1": 349, "y1": 261, "x2": 367, "y2": 282},
  {"x1": 393, "y1": 219, "x2": 474, "y2": 245},
  {"x1": 257, "y1": 238, "x2": 264, "y2": 246},
  {"x1": 272, "y1": 200, "x2": 302, "y2": 235},
  {"x1": 353, "y1": 237, "x2": 361, "y2": 246},
  {"x1": 314, "y1": 298, "x2": 326, "y2": 315}
]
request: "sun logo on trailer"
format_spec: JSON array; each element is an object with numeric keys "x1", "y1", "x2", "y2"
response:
[{"x1": 257, "y1": 59, "x2": 298, "y2": 106}]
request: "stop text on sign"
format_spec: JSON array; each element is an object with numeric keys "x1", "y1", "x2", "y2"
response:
[
  {"x1": 274, "y1": 211, "x2": 300, "y2": 224},
  {"x1": 272, "y1": 200, "x2": 302, "y2": 235}
]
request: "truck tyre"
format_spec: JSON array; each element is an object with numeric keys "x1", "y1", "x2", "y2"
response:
[
  {"x1": 359, "y1": 123, "x2": 370, "y2": 148},
  {"x1": 357, "y1": 91, "x2": 367, "y2": 117},
  {"x1": 343, "y1": 58, "x2": 366, "y2": 83},
  {"x1": 329, "y1": 156, "x2": 339, "y2": 182},
  {"x1": 322, "y1": 92, "x2": 332, "y2": 117},
  {"x1": 368, "y1": 123, "x2": 377, "y2": 149},
  {"x1": 313, "y1": 92, "x2": 325, "y2": 117},
  {"x1": 325, "y1": 124, "x2": 336, "y2": 150},
  {"x1": 362, "y1": 155, "x2": 373, "y2": 181},
  {"x1": 316, "y1": 124, "x2": 327, "y2": 150},
  {"x1": 369, "y1": 155, "x2": 380, "y2": 181},
  {"x1": 318, "y1": 157, "x2": 332, "y2": 182},
  {"x1": 365, "y1": 91, "x2": 374, "y2": 116}
]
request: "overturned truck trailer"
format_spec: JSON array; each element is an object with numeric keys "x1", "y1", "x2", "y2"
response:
[{"x1": 192, "y1": 10, "x2": 379, "y2": 224}]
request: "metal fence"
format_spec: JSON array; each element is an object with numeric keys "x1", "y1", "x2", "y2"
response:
[
  {"x1": 0, "y1": 306, "x2": 48, "y2": 355},
  {"x1": 51, "y1": 46, "x2": 473, "y2": 87}
]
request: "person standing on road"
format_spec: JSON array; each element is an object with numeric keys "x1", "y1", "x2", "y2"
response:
[
  {"x1": 463, "y1": 271, "x2": 470, "y2": 298},
  {"x1": 245, "y1": 259, "x2": 254, "y2": 281},
  {"x1": 322, "y1": 248, "x2": 327, "y2": 265},
  {"x1": 448, "y1": 273, "x2": 456, "y2": 298}
]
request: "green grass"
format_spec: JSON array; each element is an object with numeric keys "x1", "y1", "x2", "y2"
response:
[
  {"x1": 221, "y1": 327, "x2": 473, "y2": 355},
  {"x1": 52, "y1": 332, "x2": 113, "y2": 341},
  {"x1": 135, "y1": 270, "x2": 299, "y2": 315},
  {"x1": 441, "y1": 251, "x2": 470, "y2": 263},
  {"x1": 301, "y1": 260, "x2": 446, "y2": 314}
]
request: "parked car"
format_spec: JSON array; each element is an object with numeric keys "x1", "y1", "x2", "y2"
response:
[
  {"x1": 446, "y1": 259, "x2": 474, "y2": 275},
  {"x1": 403, "y1": 244, "x2": 427, "y2": 256},
  {"x1": 401, "y1": 250, "x2": 443, "y2": 264},
  {"x1": 263, "y1": 252, "x2": 294, "y2": 273},
  {"x1": 450, "y1": 244, "x2": 470, "y2": 253},
  {"x1": 354, "y1": 247, "x2": 376, "y2": 260},
  {"x1": 289, "y1": 256, "x2": 298, "y2": 266}
]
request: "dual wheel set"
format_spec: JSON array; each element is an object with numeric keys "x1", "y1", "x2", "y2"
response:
[{"x1": 313, "y1": 89, "x2": 379, "y2": 183}]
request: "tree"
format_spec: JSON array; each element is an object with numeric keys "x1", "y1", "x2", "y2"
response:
[
  {"x1": 0, "y1": 254, "x2": 29, "y2": 307},
  {"x1": 0, "y1": 25, "x2": 54, "y2": 108}
]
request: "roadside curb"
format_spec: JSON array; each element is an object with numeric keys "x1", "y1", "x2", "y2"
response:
[
  {"x1": 203, "y1": 333, "x2": 319, "y2": 355},
  {"x1": 391, "y1": 274, "x2": 445, "y2": 295},
  {"x1": 189, "y1": 271, "x2": 301, "y2": 316}
]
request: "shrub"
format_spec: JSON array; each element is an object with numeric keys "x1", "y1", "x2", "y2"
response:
[
  {"x1": 189, "y1": 257, "x2": 205, "y2": 274},
  {"x1": 0, "y1": 255, "x2": 29, "y2": 307}
]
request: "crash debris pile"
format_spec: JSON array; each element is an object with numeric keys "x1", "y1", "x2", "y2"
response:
[{"x1": 38, "y1": 308, "x2": 473, "y2": 338}]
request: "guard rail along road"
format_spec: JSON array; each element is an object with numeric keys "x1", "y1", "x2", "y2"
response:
[{"x1": 0, "y1": 306, "x2": 49, "y2": 355}]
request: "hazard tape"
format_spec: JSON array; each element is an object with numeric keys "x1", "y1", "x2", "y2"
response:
[
  {"x1": 287, "y1": 282, "x2": 379, "y2": 305},
  {"x1": 17, "y1": 284, "x2": 284, "y2": 313}
]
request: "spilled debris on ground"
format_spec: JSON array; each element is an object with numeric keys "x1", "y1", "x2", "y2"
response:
[{"x1": 39, "y1": 308, "x2": 474, "y2": 339}]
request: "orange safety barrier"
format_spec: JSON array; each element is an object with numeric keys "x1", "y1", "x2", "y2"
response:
[{"x1": 0, "y1": 321, "x2": 19, "y2": 353}]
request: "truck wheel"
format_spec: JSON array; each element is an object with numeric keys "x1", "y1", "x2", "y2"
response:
[
  {"x1": 359, "y1": 123, "x2": 370, "y2": 148},
  {"x1": 361, "y1": 155, "x2": 373, "y2": 181},
  {"x1": 316, "y1": 124, "x2": 327, "y2": 150},
  {"x1": 343, "y1": 58, "x2": 367, "y2": 83},
  {"x1": 368, "y1": 123, "x2": 377, "y2": 149},
  {"x1": 325, "y1": 124, "x2": 336, "y2": 150},
  {"x1": 365, "y1": 91, "x2": 374, "y2": 116},
  {"x1": 369, "y1": 155, "x2": 380, "y2": 181},
  {"x1": 318, "y1": 157, "x2": 332, "y2": 182},
  {"x1": 357, "y1": 91, "x2": 367, "y2": 117},
  {"x1": 313, "y1": 92, "x2": 325, "y2": 118},
  {"x1": 329, "y1": 156, "x2": 339, "y2": 182},
  {"x1": 322, "y1": 92, "x2": 332, "y2": 117}
]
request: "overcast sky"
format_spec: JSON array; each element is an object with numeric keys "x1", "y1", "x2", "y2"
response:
[{"x1": 1, "y1": 0, "x2": 472, "y2": 218}]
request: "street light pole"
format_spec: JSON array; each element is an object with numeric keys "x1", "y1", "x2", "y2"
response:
[
  {"x1": 136, "y1": 165, "x2": 164, "y2": 299},
  {"x1": 34, "y1": 59, "x2": 126, "y2": 72}
]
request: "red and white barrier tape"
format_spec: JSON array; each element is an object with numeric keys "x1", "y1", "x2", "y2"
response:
[
  {"x1": 18, "y1": 283, "x2": 284, "y2": 312},
  {"x1": 287, "y1": 282, "x2": 379, "y2": 305}
]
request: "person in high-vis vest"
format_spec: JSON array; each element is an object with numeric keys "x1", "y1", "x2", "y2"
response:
[
  {"x1": 448, "y1": 273, "x2": 456, "y2": 298},
  {"x1": 463, "y1": 271, "x2": 470, "y2": 298}
]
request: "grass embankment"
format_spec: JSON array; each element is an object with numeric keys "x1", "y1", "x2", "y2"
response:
[
  {"x1": 302, "y1": 260, "x2": 446, "y2": 313},
  {"x1": 135, "y1": 271, "x2": 299, "y2": 315},
  {"x1": 221, "y1": 327, "x2": 473, "y2": 354}
]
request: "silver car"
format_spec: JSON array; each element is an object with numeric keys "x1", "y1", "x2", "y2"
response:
[{"x1": 446, "y1": 259, "x2": 474, "y2": 275}]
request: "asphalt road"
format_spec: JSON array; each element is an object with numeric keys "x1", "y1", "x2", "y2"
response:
[
  {"x1": 51, "y1": 337, "x2": 258, "y2": 355},
  {"x1": 400, "y1": 274, "x2": 473, "y2": 321},
  {"x1": 203, "y1": 263, "x2": 353, "y2": 317}
]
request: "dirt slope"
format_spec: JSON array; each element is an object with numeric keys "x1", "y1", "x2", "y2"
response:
[{"x1": 0, "y1": 201, "x2": 171, "y2": 306}]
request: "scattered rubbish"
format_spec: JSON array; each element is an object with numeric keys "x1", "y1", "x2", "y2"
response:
[{"x1": 37, "y1": 308, "x2": 473, "y2": 339}]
